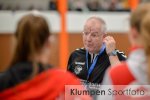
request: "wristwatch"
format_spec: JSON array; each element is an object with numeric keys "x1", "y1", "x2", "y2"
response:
[{"x1": 107, "y1": 50, "x2": 117, "y2": 56}]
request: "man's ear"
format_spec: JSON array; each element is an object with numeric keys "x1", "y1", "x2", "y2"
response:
[
  {"x1": 103, "y1": 33, "x2": 107, "y2": 38},
  {"x1": 102, "y1": 34, "x2": 107, "y2": 42}
]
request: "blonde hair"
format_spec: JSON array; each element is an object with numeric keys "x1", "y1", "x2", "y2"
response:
[
  {"x1": 130, "y1": 3, "x2": 150, "y2": 32},
  {"x1": 130, "y1": 3, "x2": 150, "y2": 83},
  {"x1": 141, "y1": 13, "x2": 150, "y2": 83}
]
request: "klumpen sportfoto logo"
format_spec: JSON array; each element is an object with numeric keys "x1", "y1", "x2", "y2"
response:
[{"x1": 65, "y1": 85, "x2": 150, "y2": 100}]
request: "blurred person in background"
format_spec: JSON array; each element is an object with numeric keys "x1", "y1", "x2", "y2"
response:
[
  {"x1": 86, "y1": 0, "x2": 101, "y2": 11},
  {"x1": 108, "y1": 0, "x2": 124, "y2": 11},
  {"x1": 49, "y1": 0, "x2": 57, "y2": 11},
  {"x1": 67, "y1": 16, "x2": 126, "y2": 85},
  {"x1": 98, "y1": 3, "x2": 150, "y2": 100},
  {"x1": 0, "y1": 12, "x2": 91, "y2": 100},
  {"x1": 100, "y1": 0, "x2": 130, "y2": 11},
  {"x1": 68, "y1": 0, "x2": 88, "y2": 12}
]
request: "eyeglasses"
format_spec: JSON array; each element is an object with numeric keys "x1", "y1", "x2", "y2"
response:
[{"x1": 82, "y1": 31, "x2": 103, "y2": 38}]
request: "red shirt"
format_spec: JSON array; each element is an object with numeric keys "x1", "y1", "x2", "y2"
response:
[{"x1": 0, "y1": 69, "x2": 91, "y2": 100}]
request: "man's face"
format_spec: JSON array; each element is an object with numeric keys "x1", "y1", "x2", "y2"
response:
[{"x1": 83, "y1": 19, "x2": 104, "y2": 54}]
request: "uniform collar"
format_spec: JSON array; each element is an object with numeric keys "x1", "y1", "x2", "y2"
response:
[
  {"x1": 130, "y1": 45, "x2": 143, "y2": 52},
  {"x1": 90, "y1": 53, "x2": 98, "y2": 63}
]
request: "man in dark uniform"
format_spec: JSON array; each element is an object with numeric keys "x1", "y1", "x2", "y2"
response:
[{"x1": 67, "y1": 17, "x2": 126, "y2": 84}]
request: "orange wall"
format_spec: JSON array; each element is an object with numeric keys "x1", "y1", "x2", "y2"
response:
[{"x1": 0, "y1": 33, "x2": 131, "y2": 71}]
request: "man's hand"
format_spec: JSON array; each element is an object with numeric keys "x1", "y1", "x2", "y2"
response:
[
  {"x1": 103, "y1": 36, "x2": 116, "y2": 54},
  {"x1": 103, "y1": 36, "x2": 121, "y2": 66}
]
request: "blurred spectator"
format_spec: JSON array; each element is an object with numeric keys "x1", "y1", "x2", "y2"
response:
[
  {"x1": 87, "y1": 0, "x2": 101, "y2": 11},
  {"x1": 49, "y1": 0, "x2": 57, "y2": 10},
  {"x1": 121, "y1": 0, "x2": 130, "y2": 11},
  {"x1": 68, "y1": 0, "x2": 73, "y2": 10},
  {"x1": 0, "y1": 4, "x2": 2, "y2": 10},
  {"x1": 12, "y1": 5, "x2": 21, "y2": 12},
  {"x1": 71, "y1": 0, "x2": 87, "y2": 12},
  {"x1": 141, "y1": 0, "x2": 150, "y2": 3},
  {"x1": 0, "y1": 0, "x2": 141, "y2": 11},
  {"x1": 5, "y1": 5, "x2": 12, "y2": 10},
  {"x1": 108, "y1": 0, "x2": 123, "y2": 11},
  {"x1": 100, "y1": 0, "x2": 110, "y2": 11},
  {"x1": 28, "y1": 5, "x2": 35, "y2": 10}
]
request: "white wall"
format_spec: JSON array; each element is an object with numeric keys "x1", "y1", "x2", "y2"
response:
[
  {"x1": 67, "y1": 11, "x2": 129, "y2": 33},
  {"x1": 0, "y1": 11, "x2": 130, "y2": 34}
]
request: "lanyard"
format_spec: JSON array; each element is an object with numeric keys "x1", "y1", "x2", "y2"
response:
[{"x1": 86, "y1": 44, "x2": 105, "y2": 80}]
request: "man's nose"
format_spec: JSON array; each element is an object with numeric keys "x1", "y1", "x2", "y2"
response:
[{"x1": 87, "y1": 34, "x2": 92, "y2": 41}]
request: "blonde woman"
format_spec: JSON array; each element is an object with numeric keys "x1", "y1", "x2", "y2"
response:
[{"x1": 98, "y1": 3, "x2": 150, "y2": 100}]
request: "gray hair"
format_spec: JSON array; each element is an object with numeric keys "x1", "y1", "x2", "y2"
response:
[{"x1": 86, "y1": 16, "x2": 107, "y2": 34}]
